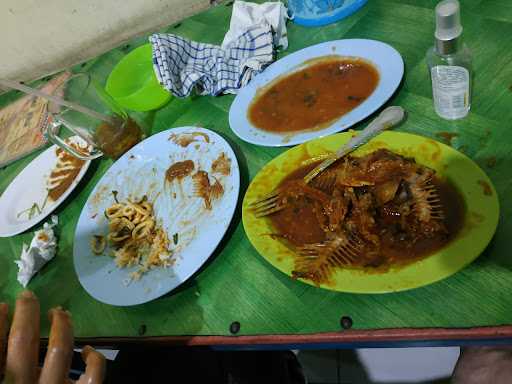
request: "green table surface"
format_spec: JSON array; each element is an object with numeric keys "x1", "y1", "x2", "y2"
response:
[{"x1": 1, "y1": 0, "x2": 512, "y2": 343}]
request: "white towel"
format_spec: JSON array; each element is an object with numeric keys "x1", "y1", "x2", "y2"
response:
[{"x1": 222, "y1": 1, "x2": 289, "y2": 50}]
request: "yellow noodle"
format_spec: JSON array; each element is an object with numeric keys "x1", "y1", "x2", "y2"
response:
[
  {"x1": 132, "y1": 201, "x2": 151, "y2": 216},
  {"x1": 108, "y1": 232, "x2": 131, "y2": 243},
  {"x1": 132, "y1": 212, "x2": 149, "y2": 225},
  {"x1": 122, "y1": 205, "x2": 136, "y2": 218},
  {"x1": 105, "y1": 204, "x2": 125, "y2": 219},
  {"x1": 132, "y1": 219, "x2": 155, "y2": 240},
  {"x1": 95, "y1": 195, "x2": 173, "y2": 278}
]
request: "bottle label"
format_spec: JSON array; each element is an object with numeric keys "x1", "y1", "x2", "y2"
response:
[{"x1": 431, "y1": 65, "x2": 470, "y2": 119}]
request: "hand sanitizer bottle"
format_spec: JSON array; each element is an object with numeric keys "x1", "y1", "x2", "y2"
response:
[{"x1": 427, "y1": 0, "x2": 472, "y2": 120}]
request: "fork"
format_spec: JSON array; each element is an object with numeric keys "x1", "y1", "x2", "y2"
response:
[
  {"x1": 250, "y1": 106, "x2": 406, "y2": 217},
  {"x1": 295, "y1": 231, "x2": 364, "y2": 268},
  {"x1": 414, "y1": 178, "x2": 445, "y2": 221}
]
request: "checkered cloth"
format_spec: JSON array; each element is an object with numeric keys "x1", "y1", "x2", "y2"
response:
[{"x1": 150, "y1": 26, "x2": 274, "y2": 98}]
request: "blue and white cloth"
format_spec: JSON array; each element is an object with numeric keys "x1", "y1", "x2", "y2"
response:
[
  {"x1": 150, "y1": 1, "x2": 289, "y2": 98},
  {"x1": 150, "y1": 26, "x2": 274, "y2": 98}
]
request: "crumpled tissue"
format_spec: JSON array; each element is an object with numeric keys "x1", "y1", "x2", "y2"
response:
[{"x1": 15, "y1": 215, "x2": 58, "y2": 287}]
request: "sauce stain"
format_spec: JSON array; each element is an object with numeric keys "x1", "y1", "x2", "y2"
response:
[
  {"x1": 48, "y1": 145, "x2": 87, "y2": 201},
  {"x1": 477, "y1": 180, "x2": 493, "y2": 196},
  {"x1": 37, "y1": 233, "x2": 49, "y2": 242},
  {"x1": 169, "y1": 132, "x2": 210, "y2": 147},
  {"x1": 470, "y1": 211, "x2": 485, "y2": 224},
  {"x1": 485, "y1": 156, "x2": 497, "y2": 168},
  {"x1": 90, "y1": 184, "x2": 110, "y2": 208},
  {"x1": 192, "y1": 170, "x2": 224, "y2": 210},
  {"x1": 418, "y1": 141, "x2": 442, "y2": 163},
  {"x1": 211, "y1": 152, "x2": 231, "y2": 176},
  {"x1": 281, "y1": 133, "x2": 294, "y2": 143},
  {"x1": 436, "y1": 131, "x2": 458, "y2": 144},
  {"x1": 460, "y1": 211, "x2": 485, "y2": 235},
  {"x1": 427, "y1": 140, "x2": 442, "y2": 162},
  {"x1": 165, "y1": 160, "x2": 195, "y2": 182}
]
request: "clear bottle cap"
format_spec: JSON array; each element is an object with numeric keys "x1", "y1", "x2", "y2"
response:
[{"x1": 435, "y1": 0, "x2": 462, "y2": 41}]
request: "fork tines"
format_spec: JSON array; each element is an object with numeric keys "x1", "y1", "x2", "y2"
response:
[
  {"x1": 312, "y1": 171, "x2": 336, "y2": 192},
  {"x1": 420, "y1": 181, "x2": 445, "y2": 220},
  {"x1": 295, "y1": 233, "x2": 364, "y2": 268},
  {"x1": 249, "y1": 191, "x2": 285, "y2": 217}
]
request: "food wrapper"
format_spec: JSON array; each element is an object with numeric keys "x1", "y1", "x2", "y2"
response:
[{"x1": 15, "y1": 215, "x2": 58, "y2": 287}]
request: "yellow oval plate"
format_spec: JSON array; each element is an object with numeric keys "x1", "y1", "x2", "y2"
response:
[{"x1": 242, "y1": 131, "x2": 500, "y2": 293}]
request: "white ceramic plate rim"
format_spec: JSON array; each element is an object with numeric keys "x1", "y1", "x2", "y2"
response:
[
  {"x1": 229, "y1": 39, "x2": 404, "y2": 147},
  {"x1": 73, "y1": 127, "x2": 240, "y2": 306},
  {"x1": 0, "y1": 137, "x2": 91, "y2": 237}
]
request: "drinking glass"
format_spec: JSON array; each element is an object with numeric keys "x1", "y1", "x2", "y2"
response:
[{"x1": 45, "y1": 73, "x2": 143, "y2": 160}]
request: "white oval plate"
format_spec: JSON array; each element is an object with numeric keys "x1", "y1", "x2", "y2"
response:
[
  {"x1": 229, "y1": 39, "x2": 404, "y2": 147},
  {"x1": 73, "y1": 127, "x2": 240, "y2": 306},
  {"x1": 0, "y1": 136, "x2": 91, "y2": 237}
]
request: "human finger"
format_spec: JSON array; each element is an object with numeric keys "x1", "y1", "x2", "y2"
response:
[
  {"x1": 453, "y1": 346, "x2": 512, "y2": 384},
  {"x1": 0, "y1": 303, "x2": 9, "y2": 374},
  {"x1": 5, "y1": 290, "x2": 40, "y2": 384},
  {"x1": 75, "y1": 345, "x2": 106, "y2": 384},
  {"x1": 39, "y1": 308, "x2": 74, "y2": 384}
]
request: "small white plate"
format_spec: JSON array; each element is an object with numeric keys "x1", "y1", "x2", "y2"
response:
[
  {"x1": 0, "y1": 137, "x2": 91, "y2": 237},
  {"x1": 73, "y1": 127, "x2": 240, "y2": 306},
  {"x1": 229, "y1": 39, "x2": 404, "y2": 147}
]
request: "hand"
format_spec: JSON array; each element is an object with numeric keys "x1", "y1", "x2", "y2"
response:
[
  {"x1": 453, "y1": 346, "x2": 512, "y2": 384},
  {"x1": 0, "y1": 290, "x2": 106, "y2": 384}
]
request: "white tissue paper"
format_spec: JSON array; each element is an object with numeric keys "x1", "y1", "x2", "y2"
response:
[
  {"x1": 222, "y1": 1, "x2": 289, "y2": 50},
  {"x1": 15, "y1": 215, "x2": 58, "y2": 287}
]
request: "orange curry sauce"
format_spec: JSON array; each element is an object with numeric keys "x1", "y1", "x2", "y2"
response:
[
  {"x1": 269, "y1": 152, "x2": 465, "y2": 275},
  {"x1": 248, "y1": 57, "x2": 379, "y2": 133}
]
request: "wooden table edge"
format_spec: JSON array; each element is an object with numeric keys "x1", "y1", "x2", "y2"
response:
[{"x1": 72, "y1": 325, "x2": 512, "y2": 348}]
